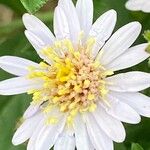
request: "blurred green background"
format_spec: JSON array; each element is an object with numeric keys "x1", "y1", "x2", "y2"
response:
[{"x1": 0, "y1": 0, "x2": 149, "y2": 150}]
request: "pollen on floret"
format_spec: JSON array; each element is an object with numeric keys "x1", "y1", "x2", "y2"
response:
[
  {"x1": 46, "y1": 117, "x2": 58, "y2": 125},
  {"x1": 87, "y1": 93, "x2": 95, "y2": 101},
  {"x1": 27, "y1": 38, "x2": 112, "y2": 125}
]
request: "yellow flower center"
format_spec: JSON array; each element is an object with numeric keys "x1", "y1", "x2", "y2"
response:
[{"x1": 27, "y1": 38, "x2": 113, "y2": 125}]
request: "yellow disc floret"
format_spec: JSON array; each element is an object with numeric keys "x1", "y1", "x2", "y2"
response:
[{"x1": 27, "y1": 38, "x2": 113, "y2": 125}]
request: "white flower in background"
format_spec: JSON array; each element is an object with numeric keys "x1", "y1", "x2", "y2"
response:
[
  {"x1": 0, "y1": 0, "x2": 150, "y2": 149},
  {"x1": 125, "y1": 0, "x2": 150, "y2": 13}
]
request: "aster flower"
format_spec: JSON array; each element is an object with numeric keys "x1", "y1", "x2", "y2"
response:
[
  {"x1": 125, "y1": 0, "x2": 150, "y2": 13},
  {"x1": 0, "y1": 0, "x2": 150, "y2": 149}
]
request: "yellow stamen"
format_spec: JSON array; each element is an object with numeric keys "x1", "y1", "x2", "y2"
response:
[
  {"x1": 88, "y1": 93, "x2": 95, "y2": 101},
  {"x1": 27, "y1": 38, "x2": 113, "y2": 125},
  {"x1": 46, "y1": 117, "x2": 58, "y2": 125},
  {"x1": 83, "y1": 80, "x2": 91, "y2": 88},
  {"x1": 89, "y1": 103, "x2": 97, "y2": 112}
]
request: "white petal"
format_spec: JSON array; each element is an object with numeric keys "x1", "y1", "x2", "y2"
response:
[
  {"x1": 0, "y1": 56, "x2": 38, "y2": 76},
  {"x1": 106, "y1": 43, "x2": 150, "y2": 71},
  {"x1": 125, "y1": 0, "x2": 143, "y2": 11},
  {"x1": 76, "y1": 0, "x2": 93, "y2": 36},
  {"x1": 106, "y1": 71, "x2": 150, "y2": 92},
  {"x1": 111, "y1": 92, "x2": 150, "y2": 118},
  {"x1": 125, "y1": 0, "x2": 150, "y2": 13},
  {"x1": 12, "y1": 113, "x2": 43, "y2": 145},
  {"x1": 74, "y1": 114, "x2": 91, "y2": 150},
  {"x1": 58, "y1": 0, "x2": 81, "y2": 44},
  {"x1": 98, "y1": 22, "x2": 141, "y2": 65},
  {"x1": 142, "y1": 1, "x2": 150, "y2": 13},
  {"x1": 23, "y1": 13, "x2": 55, "y2": 45},
  {"x1": 89, "y1": 10, "x2": 117, "y2": 58},
  {"x1": 85, "y1": 113, "x2": 114, "y2": 150},
  {"x1": 54, "y1": 132, "x2": 75, "y2": 150},
  {"x1": 54, "y1": 7, "x2": 70, "y2": 40},
  {"x1": 0, "y1": 77, "x2": 42, "y2": 95},
  {"x1": 25, "y1": 30, "x2": 45, "y2": 51},
  {"x1": 35, "y1": 116, "x2": 66, "y2": 150},
  {"x1": 100, "y1": 93, "x2": 141, "y2": 124},
  {"x1": 92, "y1": 107, "x2": 126, "y2": 143},
  {"x1": 27, "y1": 118, "x2": 45, "y2": 150},
  {"x1": 23, "y1": 104, "x2": 41, "y2": 119},
  {"x1": 25, "y1": 30, "x2": 52, "y2": 64}
]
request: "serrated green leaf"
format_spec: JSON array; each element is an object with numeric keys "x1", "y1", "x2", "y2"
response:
[
  {"x1": 131, "y1": 143, "x2": 144, "y2": 150},
  {"x1": 20, "y1": 0, "x2": 49, "y2": 13}
]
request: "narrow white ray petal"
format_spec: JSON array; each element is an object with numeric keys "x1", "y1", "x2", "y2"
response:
[
  {"x1": 74, "y1": 114, "x2": 91, "y2": 150},
  {"x1": 85, "y1": 133, "x2": 95, "y2": 150},
  {"x1": 98, "y1": 22, "x2": 141, "y2": 65},
  {"x1": 142, "y1": 1, "x2": 150, "y2": 13},
  {"x1": 25, "y1": 30, "x2": 52, "y2": 64},
  {"x1": 25, "y1": 30, "x2": 45, "y2": 51},
  {"x1": 106, "y1": 71, "x2": 150, "y2": 92},
  {"x1": 54, "y1": 7, "x2": 70, "y2": 40},
  {"x1": 54, "y1": 132, "x2": 75, "y2": 150},
  {"x1": 90, "y1": 10, "x2": 117, "y2": 41},
  {"x1": 92, "y1": 107, "x2": 126, "y2": 143},
  {"x1": 23, "y1": 104, "x2": 41, "y2": 119},
  {"x1": 0, "y1": 56, "x2": 39, "y2": 76},
  {"x1": 106, "y1": 43, "x2": 150, "y2": 71},
  {"x1": 110, "y1": 92, "x2": 150, "y2": 118},
  {"x1": 0, "y1": 77, "x2": 42, "y2": 95},
  {"x1": 12, "y1": 113, "x2": 43, "y2": 145},
  {"x1": 100, "y1": 93, "x2": 141, "y2": 124},
  {"x1": 89, "y1": 10, "x2": 117, "y2": 58},
  {"x1": 76, "y1": 0, "x2": 93, "y2": 37},
  {"x1": 23, "y1": 13, "x2": 55, "y2": 45},
  {"x1": 27, "y1": 117, "x2": 45, "y2": 150},
  {"x1": 125, "y1": 0, "x2": 143, "y2": 11},
  {"x1": 35, "y1": 116, "x2": 66, "y2": 150},
  {"x1": 85, "y1": 113, "x2": 114, "y2": 150},
  {"x1": 58, "y1": 0, "x2": 81, "y2": 44}
]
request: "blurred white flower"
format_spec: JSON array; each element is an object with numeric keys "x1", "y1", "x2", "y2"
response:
[
  {"x1": 0, "y1": 0, "x2": 150, "y2": 150},
  {"x1": 125, "y1": 0, "x2": 150, "y2": 13}
]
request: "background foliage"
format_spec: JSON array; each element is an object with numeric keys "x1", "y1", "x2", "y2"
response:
[{"x1": 0, "y1": 0, "x2": 149, "y2": 150}]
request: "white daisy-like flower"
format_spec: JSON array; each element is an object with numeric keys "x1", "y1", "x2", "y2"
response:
[
  {"x1": 125, "y1": 0, "x2": 150, "y2": 13},
  {"x1": 0, "y1": 0, "x2": 150, "y2": 150}
]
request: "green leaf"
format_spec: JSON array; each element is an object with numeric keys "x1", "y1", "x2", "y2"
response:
[
  {"x1": 20, "y1": 0, "x2": 49, "y2": 13},
  {"x1": 143, "y1": 30, "x2": 150, "y2": 42},
  {"x1": 0, "y1": 94, "x2": 31, "y2": 150},
  {"x1": 143, "y1": 30, "x2": 150, "y2": 53},
  {"x1": 145, "y1": 44, "x2": 150, "y2": 53},
  {"x1": 148, "y1": 58, "x2": 150, "y2": 66},
  {"x1": 131, "y1": 143, "x2": 144, "y2": 150}
]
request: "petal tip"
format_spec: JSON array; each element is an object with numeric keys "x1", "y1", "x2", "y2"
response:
[
  {"x1": 12, "y1": 136, "x2": 20, "y2": 146},
  {"x1": 22, "y1": 13, "x2": 30, "y2": 22},
  {"x1": 131, "y1": 21, "x2": 142, "y2": 31}
]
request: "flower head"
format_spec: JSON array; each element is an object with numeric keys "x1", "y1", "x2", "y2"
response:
[
  {"x1": 0, "y1": 0, "x2": 150, "y2": 150},
  {"x1": 125, "y1": 0, "x2": 150, "y2": 13}
]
